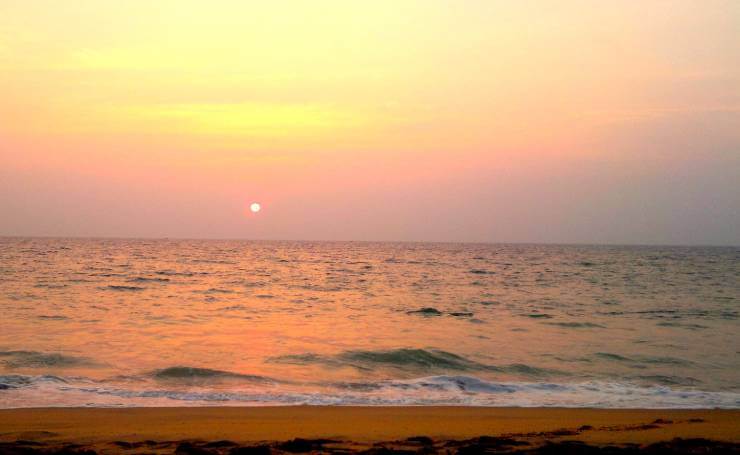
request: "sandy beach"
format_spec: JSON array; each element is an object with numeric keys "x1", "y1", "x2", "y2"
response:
[{"x1": 0, "y1": 407, "x2": 737, "y2": 453}]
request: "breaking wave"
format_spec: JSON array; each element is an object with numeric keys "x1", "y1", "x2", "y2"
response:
[
  {"x1": 271, "y1": 349, "x2": 567, "y2": 377},
  {"x1": 152, "y1": 367, "x2": 275, "y2": 384},
  {"x1": 1, "y1": 374, "x2": 738, "y2": 408}
]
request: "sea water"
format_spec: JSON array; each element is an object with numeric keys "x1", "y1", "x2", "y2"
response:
[{"x1": 0, "y1": 238, "x2": 738, "y2": 408}]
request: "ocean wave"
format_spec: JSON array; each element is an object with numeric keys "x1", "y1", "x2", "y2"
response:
[
  {"x1": 269, "y1": 349, "x2": 489, "y2": 372},
  {"x1": 269, "y1": 349, "x2": 565, "y2": 377},
  {"x1": 2, "y1": 374, "x2": 738, "y2": 408},
  {"x1": 0, "y1": 374, "x2": 67, "y2": 389},
  {"x1": 152, "y1": 366, "x2": 275, "y2": 384},
  {"x1": 0, "y1": 351, "x2": 96, "y2": 369},
  {"x1": 339, "y1": 349, "x2": 485, "y2": 370}
]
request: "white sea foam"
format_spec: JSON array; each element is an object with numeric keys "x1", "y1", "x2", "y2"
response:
[{"x1": 2, "y1": 374, "x2": 738, "y2": 408}]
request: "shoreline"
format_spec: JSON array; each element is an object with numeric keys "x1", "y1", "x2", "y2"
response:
[{"x1": 0, "y1": 407, "x2": 737, "y2": 453}]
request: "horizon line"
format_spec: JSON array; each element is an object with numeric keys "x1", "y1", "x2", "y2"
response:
[{"x1": 1, "y1": 234, "x2": 737, "y2": 249}]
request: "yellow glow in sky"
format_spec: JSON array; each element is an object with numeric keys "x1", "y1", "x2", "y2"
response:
[{"x1": 3, "y1": 0, "x2": 704, "y2": 152}]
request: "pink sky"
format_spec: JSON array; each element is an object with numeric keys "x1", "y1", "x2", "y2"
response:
[{"x1": 1, "y1": 1, "x2": 738, "y2": 244}]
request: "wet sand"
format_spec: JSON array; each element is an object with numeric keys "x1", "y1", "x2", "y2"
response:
[{"x1": 0, "y1": 407, "x2": 737, "y2": 453}]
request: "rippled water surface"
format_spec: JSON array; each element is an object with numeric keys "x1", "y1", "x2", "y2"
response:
[{"x1": 0, "y1": 238, "x2": 738, "y2": 408}]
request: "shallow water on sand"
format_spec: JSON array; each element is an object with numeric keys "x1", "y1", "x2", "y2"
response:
[{"x1": 0, "y1": 238, "x2": 738, "y2": 407}]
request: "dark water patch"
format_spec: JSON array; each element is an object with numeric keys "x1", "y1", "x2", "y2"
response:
[
  {"x1": 554, "y1": 356, "x2": 593, "y2": 364},
  {"x1": 641, "y1": 356, "x2": 694, "y2": 366},
  {"x1": 129, "y1": 277, "x2": 170, "y2": 283},
  {"x1": 103, "y1": 285, "x2": 145, "y2": 291},
  {"x1": 469, "y1": 269, "x2": 494, "y2": 275},
  {"x1": 449, "y1": 312, "x2": 474, "y2": 317},
  {"x1": 0, "y1": 351, "x2": 95, "y2": 368},
  {"x1": 657, "y1": 321, "x2": 708, "y2": 330},
  {"x1": 330, "y1": 381, "x2": 385, "y2": 391},
  {"x1": 544, "y1": 322, "x2": 605, "y2": 328},
  {"x1": 501, "y1": 363, "x2": 564, "y2": 377},
  {"x1": 270, "y1": 349, "x2": 491, "y2": 372},
  {"x1": 190, "y1": 259, "x2": 237, "y2": 265},
  {"x1": 634, "y1": 309, "x2": 679, "y2": 315},
  {"x1": 632, "y1": 375, "x2": 702, "y2": 387},
  {"x1": 195, "y1": 288, "x2": 235, "y2": 294},
  {"x1": 337, "y1": 349, "x2": 487, "y2": 371},
  {"x1": 595, "y1": 352, "x2": 693, "y2": 366},
  {"x1": 152, "y1": 366, "x2": 273, "y2": 383},
  {"x1": 595, "y1": 308, "x2": 723, "y2": 319},
  {"x1": 526, "y1": 314, "x2": 553, "y2": 319},
  {"x1": 595, "y1": 352, "x2": 632, "y2": 362},
  {"x1": 407, "y1": 307, "x2": 442, "y2": 316},
  {"x1": 268, "y1": 353, "x2": 335, "y2": 366},
  {"x1": 33, "y1": 283, "x2": 67, "y2": 289},
  {"x1": 220, "y1": 305, "x2": 250, "y2": 311},
  {"x1": 598, "y1": 311, "x2": 625, "y2": 316},
  {"x1": 37, "y1": 315, "x2": 69, "y2": 321},
  {"x1": 155, "y1": 270, "x2": 195, "y2": 277}
]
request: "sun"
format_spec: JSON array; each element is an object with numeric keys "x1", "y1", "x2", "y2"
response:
[{"x1": 250, "y1": 202, "x2": 261, "y2": 213}]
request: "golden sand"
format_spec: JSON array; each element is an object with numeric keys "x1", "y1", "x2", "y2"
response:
[{"x1": 0, "y1": 407, "x2": 737, "y2": 448}]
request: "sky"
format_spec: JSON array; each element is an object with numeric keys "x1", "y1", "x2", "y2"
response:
[{"x1": 1, "y1": 1, "x2": 738, "y2": 245}]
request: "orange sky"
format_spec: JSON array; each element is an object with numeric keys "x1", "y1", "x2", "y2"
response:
[{"x1": 1, "y1": 1, "x2": 738, "y2": 244}]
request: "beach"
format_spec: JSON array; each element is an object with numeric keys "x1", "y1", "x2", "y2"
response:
[{"x1": 0, "y1": 407, "x2": 738, "y2": 453}]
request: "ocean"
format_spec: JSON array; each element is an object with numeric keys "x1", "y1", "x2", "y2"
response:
[{"x1": 0, "y1": 238, "x2": 738, "y2": 408}]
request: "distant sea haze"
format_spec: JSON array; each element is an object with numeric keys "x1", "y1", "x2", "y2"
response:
[{"x1": 0, "y1": 238, "x2": 738, "y2": 408}]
